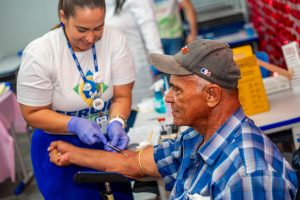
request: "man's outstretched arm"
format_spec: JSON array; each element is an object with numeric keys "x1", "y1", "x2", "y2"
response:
[{"x1": 48, "y1": 140, "x2": 161, "y2": 179}]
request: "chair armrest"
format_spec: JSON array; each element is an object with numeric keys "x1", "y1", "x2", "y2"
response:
[{"x1": 73, "y1": 171, "x2": 134, "y2": 184}]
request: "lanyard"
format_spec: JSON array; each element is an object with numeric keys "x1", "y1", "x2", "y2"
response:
[{"x1": 66, "y1": 41, "x2": 99, "y2": 84}]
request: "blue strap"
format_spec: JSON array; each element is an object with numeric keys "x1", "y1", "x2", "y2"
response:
[{"x1": 66, "y1": 41, "x2": 99, "y2": 84}]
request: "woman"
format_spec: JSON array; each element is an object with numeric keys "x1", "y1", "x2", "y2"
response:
[
  {"x1": 17, "y1": 0, "x2": 134, "y2": 199},
  {"x1": 105, "y1": 0, "x2": 163, "y2": 105}
]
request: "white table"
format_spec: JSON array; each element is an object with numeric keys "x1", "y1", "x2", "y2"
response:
[{"x1": 250, "y1": 89, "x2": 300, "y2": 149}]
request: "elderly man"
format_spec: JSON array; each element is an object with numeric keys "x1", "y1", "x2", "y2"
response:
[{"x1": 48, "y1": 39, "x2": 298, "y2": 199}]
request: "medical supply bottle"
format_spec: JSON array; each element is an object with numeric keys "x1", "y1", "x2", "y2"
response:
[{"x1": 152, "y1": 79, "x2": 166, "y2": 113}]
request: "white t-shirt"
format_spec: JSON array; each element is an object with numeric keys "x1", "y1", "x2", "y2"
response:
[
  {"x1": 152, "y1": 0, "x2": 183, "y2": 39},
  {"x1": 17, "y1": 26, "x2": 135, "y2": 128},
  {"x1": 105, "y1": 0, "x2": 163, "y2": 105}
]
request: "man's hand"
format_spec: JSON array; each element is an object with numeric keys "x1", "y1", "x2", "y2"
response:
[
  {"x1": 67, "y1": 116, "x2": 107, "y2": 145},
  {"x1": 105, "y1": 121, "x2": 129, "y2": 151},
  {"x1": 48, "y1": 141, "x2": 75, "y2": 166}
]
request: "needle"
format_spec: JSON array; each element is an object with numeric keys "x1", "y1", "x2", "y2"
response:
[{"x1": 107, "y1": 143, "x2": 129, "y2": 157}]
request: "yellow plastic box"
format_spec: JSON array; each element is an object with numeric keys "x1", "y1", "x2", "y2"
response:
[{"x1": 232, "y1": 45, "x2": 270, "y2": 116}]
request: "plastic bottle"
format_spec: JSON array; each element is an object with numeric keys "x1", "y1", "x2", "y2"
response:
[
  {"x1": 162, "y1": 75, "x2": 174, "y2": 124},
  {"x1": 151, "y1": 79, "x2": 166, "y2": 113}
]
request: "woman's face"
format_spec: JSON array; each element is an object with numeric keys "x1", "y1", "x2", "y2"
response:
[{"x1": 60, "y1": 7, "x2": 105, "y2": 51}]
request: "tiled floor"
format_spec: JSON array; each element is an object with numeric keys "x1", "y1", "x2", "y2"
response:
[
  {"x1": 0, "y1": 134, "x2": 43, "y2": 200},
  {"x1": 1, "y1": 179, "x2": 43, "y2": 200},
  {"x1": 1, "y1": 179, "x2": 159, "y2": 200},
  {"x1": 1, "y1": 179, "x2": 158, "y2": 200}
]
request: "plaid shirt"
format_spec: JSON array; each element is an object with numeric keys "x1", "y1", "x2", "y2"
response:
[{"x1": 154, "y1": 107, "x2": 298, "y2": 200}]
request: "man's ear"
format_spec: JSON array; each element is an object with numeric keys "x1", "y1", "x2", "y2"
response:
[{"x1": 206, "y1": 85, "x2": 221, "y2": 108}]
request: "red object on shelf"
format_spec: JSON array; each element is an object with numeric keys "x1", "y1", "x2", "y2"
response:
[{"x1": 247, "y1": 0, "x2": 299, "y2": 69}]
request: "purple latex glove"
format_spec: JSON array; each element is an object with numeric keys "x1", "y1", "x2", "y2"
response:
[
  {"x1": 67, "y1": 116, "x2": 107, "y2": 145},
  {"x1": 105, "y1": 121, "x2": 129, "y2": 151}
]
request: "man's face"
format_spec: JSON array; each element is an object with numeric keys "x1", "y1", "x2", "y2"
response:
[
  {"x1": 61, "y1": 7, "x2": 105, "y2": 52},
  {"x1": 165, "y1": 75, "x2": 210, "y2": 127}
]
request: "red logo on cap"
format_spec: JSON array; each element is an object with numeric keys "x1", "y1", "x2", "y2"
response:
[{"x1": 181, "y1": 46, "x2": 189, "y2": 54}]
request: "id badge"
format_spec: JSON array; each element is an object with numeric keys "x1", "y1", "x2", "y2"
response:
[{"x1": 96, "y1": 115, "x2": 108, "y2": 133}]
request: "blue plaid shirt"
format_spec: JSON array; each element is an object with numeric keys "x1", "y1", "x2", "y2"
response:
[{"x1": 154, "y1": 107, "x2": 298, "y2": 200}]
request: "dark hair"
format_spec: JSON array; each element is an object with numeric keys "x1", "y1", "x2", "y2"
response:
[
  {"x1": 114, "y1": 0, "x2": 126, "y2": 15},
  {"x1": 58, "y1": 0, "x2": 106, "y2": 19}
]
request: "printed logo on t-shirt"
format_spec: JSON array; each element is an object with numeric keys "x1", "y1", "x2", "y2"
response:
[
  {"x1": 56, "y1": 98, "x2": 112, "y2": 119},
  {"x1": 72, "y1": 69, "x2": 108, "y2": 108},
  {"x1": 56, "y1": 98, "x2": 113, "y2": 133}
]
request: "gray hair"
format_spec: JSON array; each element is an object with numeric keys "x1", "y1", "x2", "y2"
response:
[
  {"x1": 195, "y1": 75, "x2": 210, "y2": 93},
  {"x1": 194, "y1": 74, "x2": 238, "y2": 95}
]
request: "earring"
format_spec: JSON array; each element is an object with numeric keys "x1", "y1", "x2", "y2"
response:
[{"x1": 60, "y1": 22, "x2": 65, "y2": 28}]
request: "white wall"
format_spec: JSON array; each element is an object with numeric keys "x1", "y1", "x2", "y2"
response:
[
  {"x1": 0, "y1": 0, "x2": 247, "y2": 59},
  {"x1": 0, "y1": 0, "x2": 58, "y2": 59}
]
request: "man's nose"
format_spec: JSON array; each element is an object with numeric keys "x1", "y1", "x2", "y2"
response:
[{"x1": 164, "y1": 89, "x2": 173, "y2": 103}]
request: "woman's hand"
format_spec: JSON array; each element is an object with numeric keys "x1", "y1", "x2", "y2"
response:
[
  {"x1": 67, "y1": 116, "x2": 107, "y2": 145},
  {"x1": 105, "y1": 121, "x2": 129, "y2": 151}
]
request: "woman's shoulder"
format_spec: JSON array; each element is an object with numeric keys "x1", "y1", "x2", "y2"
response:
[
  {"x1": 23, "y1": 28, "x2": 64, "y2": 56},
  {"x1": 103, "y1": 25, "x2": 124, "y2": 38},
  {"x1": 101, "y1": 26, "x2": 127, "y2": 45}
]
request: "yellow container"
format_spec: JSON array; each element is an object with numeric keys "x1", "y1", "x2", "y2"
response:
[{"x1": 232, "y1": 45, "x2": 270, "y2": 116}]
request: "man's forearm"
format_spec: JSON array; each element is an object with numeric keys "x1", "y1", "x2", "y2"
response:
[
  {"x1": 67, "y1": 147, "x2": 145, "y2": 178},
  {"x1": 49, "y1": 141, "x2": 161, "y2": 178},
  {"x1": 68, "y1": 147, "x2": 106, "y2": 171}
]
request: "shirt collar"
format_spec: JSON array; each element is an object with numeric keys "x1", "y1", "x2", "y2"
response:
[{"x1": 198, "y1": 107, "x2": 246, "y2": 166}]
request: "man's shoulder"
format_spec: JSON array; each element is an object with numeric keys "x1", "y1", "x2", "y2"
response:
[
  {"x1": 212, "y1": 118, "x2": 290, "y2": 184},
  {"x1": 233, "y1": 118, "x2": 284, "y2": 173},
  {"x1": 220, "y1": 121, "x2": 298, "y2": 198}
]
